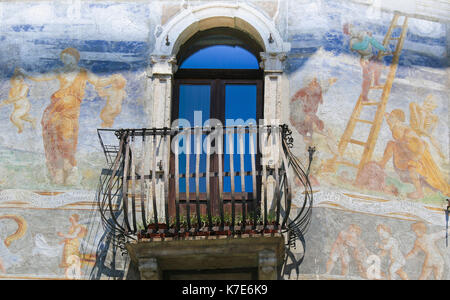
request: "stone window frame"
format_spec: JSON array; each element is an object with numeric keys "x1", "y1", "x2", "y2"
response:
[
  {"x1": 148, "y1": 2, "x2": 290, "y2": 128},
  {"x1": 146, "y1": 3, "x2": 291, "y2": 216}
]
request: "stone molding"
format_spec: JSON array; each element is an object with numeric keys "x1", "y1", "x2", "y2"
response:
[
  {"x1": 260, "y1": 52, "x2": 287, "y2": 73},
  {"x1": 148, "y1": 54, "x2": 178, "y2": 77},
  {"x1": 153, "y1": 2, "x2": 290, "y2": 57}
]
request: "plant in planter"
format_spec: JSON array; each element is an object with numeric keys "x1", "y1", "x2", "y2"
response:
[
  {"x1": 245, "y1": 212, "x2": 264, "y2": 233},
  {"x1": 241, "y1": 214, "x2": 258, "y2": 235},
  {"x1": 235, "y1": 214, "x2": 244, "y2": 232},
  {"x1": 136, "y1": 223, "x2": 145, "y2": 239},
  {"x1": 139, "y1": 211, "x2": 277, "y2": 239},
  {"x1": 264, "y1": 212, "x2": 279, "y2": 233},
  {"x1": 167, "y1": 217, "x2": 178, "y2": 236},
  {"x1": 211, "y1": 215, "x2": 221, "y2": 232},
  {"x1": 223, "y1": 213, "x2": 232, "y2": 231}
]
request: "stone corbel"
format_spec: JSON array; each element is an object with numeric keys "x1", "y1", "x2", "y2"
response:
[
  {"x1": 258, "y1": 250, "x2": 278, "y2": 280},
  {"x1": 138, "y1": 257, "x2": 162, "y2": 280}
]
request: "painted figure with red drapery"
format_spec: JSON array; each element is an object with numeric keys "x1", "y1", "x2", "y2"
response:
[{"x1": 18, "y1": 48, "x2": 115, "y2": 185}]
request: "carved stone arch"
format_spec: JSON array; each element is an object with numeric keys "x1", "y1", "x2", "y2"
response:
[
  {"x1": 153, "y1": 2, "x2": 290, "y2": 57},
  {"x1": 148, "y1": 2, "x2": 291, "y2": 130}
]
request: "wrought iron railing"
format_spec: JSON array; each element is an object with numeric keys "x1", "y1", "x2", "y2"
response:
[{"x1": 97, "y1": 125, "x2": 314, "y2": 253}]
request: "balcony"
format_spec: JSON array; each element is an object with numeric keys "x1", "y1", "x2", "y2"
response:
[{"x1": 96, "y1": 124, "x2": 314, "y2": 279}]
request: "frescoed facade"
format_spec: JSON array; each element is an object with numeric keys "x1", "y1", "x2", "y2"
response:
[{"x1": 0, "y1": 0, "x2": 448, "y2": 279}]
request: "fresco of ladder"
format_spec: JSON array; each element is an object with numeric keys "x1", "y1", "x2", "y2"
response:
[{"x1": 321, "y1": 14, "x2": 408, "y2": 182}]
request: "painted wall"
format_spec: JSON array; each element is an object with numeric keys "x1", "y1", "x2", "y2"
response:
[
  {"x1": 0, "y1": 0, "x2": 150, "y2": 279},
  {"x1": 284, "y1": 0, "x2": 450, "y2": 280},
  {"x1": 0, "y1": 0, "x2": 448, "y2": 279}
]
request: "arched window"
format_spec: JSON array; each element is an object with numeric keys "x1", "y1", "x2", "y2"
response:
[
  {"x1": 170, "y1": 28, "x2": 264, "y2": 215},
  {"x1": 180, "y1": 45, "x2": 259, "y2": 69}
]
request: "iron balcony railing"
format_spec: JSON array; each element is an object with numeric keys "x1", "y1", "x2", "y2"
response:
[{"x1": 97, "y1": 125, "x2": 314, "y2": 246}]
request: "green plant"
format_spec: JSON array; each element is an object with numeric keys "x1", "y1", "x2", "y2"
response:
[
  {"x1": 266, "y1": 212, "x2": 277, "y2": 224},
  {"x1": 211, "y1": 215, "x2": 221, "y2": 226},
  {"x1": 136, "y1": 222, "x2": 145, "y2": 232}
]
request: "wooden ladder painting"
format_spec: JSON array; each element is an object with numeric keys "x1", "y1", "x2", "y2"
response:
[{"x1": 322, "y1": 13, "x2": 409, "y2": 180}]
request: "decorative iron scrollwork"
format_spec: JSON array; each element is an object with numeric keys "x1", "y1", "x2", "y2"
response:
[
  {"x1": 280, "y1": 124, "x2": 294, "y2": 149},
  {"x1": 98, "y1": 125, "x2": 315, "y2": 277}
]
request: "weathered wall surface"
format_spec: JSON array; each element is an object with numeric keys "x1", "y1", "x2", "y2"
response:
[
  {"x1": 0, "y1": 0, "x2": 150, "y2": 279},
  {"x1": 284, "y1": 0, "x2": 449, "y2": 280},
  {"x1": 0, "y1": 0, "x2": 448, "y2": 279}
]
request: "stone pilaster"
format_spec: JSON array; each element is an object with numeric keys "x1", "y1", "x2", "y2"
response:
[
  {"x1": 147, "y1": 54, "x2": 178, "y2": 221},
  {"x1": 260, "y1": 52, "x2": 287, "y2": 215},
  {"x1": 260, "y1": 52, "x2": 287, "y2": 124},
  {"x1": 149, "y1": 55, "x2": 177, "y2": 128}
]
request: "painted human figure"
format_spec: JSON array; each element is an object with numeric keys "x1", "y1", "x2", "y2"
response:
[
  {"x1": 64, "y1": 254, "x2": 82, "y2": 279},
  {"x1": 17, "y1": 48, "x2": 116, "y2": 185},
  {"x1": 57, "y1": 214, "x2": 95, "y2": 278},
  {"x1": 327, "y1": 224, "x2": 379, "y2": 279},
  {"x1": 97, "y1": 74, "x2": 127, "y2": 128},
  {"x1": 290, "y1": 76, "x2": 338, "y2": 155},
  {"x1": 290, "y1": 77, "x2": 336, "y2": 144},
  {"x1": 345, "y1": 225, "x2": 374, "y2": 278},
  {"x1": 0, "y1": 70, "x2": 36, "y2": 133},
  {"x1": 376, "y1": 224, "x2": 408, "y2": 280},
  {"x1": 343, "y1": 23, "x2": 389, "y2": 102},
  {"x1": 378, "y1": 109, "x2": 449, "y2": 199},
  {"x1": 406, "y1": 222, "x2": 447, "y2": 280},
  {"x1": 409, "y1": 94, "x2": 445, "y2": 159},
  {"x1": 290, "y1": 76, "x2": 338, "y2": 187},
  {"x1": 326, "y1": 224, "x2": 365, "y2": 277},
  {"x1": 326, "y1": 225, "x2": 353, "y2": 276}
]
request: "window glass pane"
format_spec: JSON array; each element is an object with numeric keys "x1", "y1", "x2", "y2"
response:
[
  {"x1": 180, "y1": 45, "x2": 259, "y2": 69},
  {"x1": 178, "y1": 85, "x2": 210, "y2": 126},
  {"x1": 178, "y1": 84, "x2": 210, "y2": 194},
  {"x1": 223, "y1": 85, "x2": 257, "y2": 193}
]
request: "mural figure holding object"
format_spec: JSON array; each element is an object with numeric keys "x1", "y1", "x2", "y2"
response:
[
  {"x1": 343, "y1": 23, "x2": 389, "y2": 102},
  {"x1": 17, "y1": 48, "x2": 118, "y2": 185},
  {"x1": 0, "y1": 70, "x2": 36, "y2": 133},
  {"x1": 409, "y1": 94, "x2": 445, "y2": 159},
  {"x1": 377, "y1": 109, "x2": 449, "y2": 199}
]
